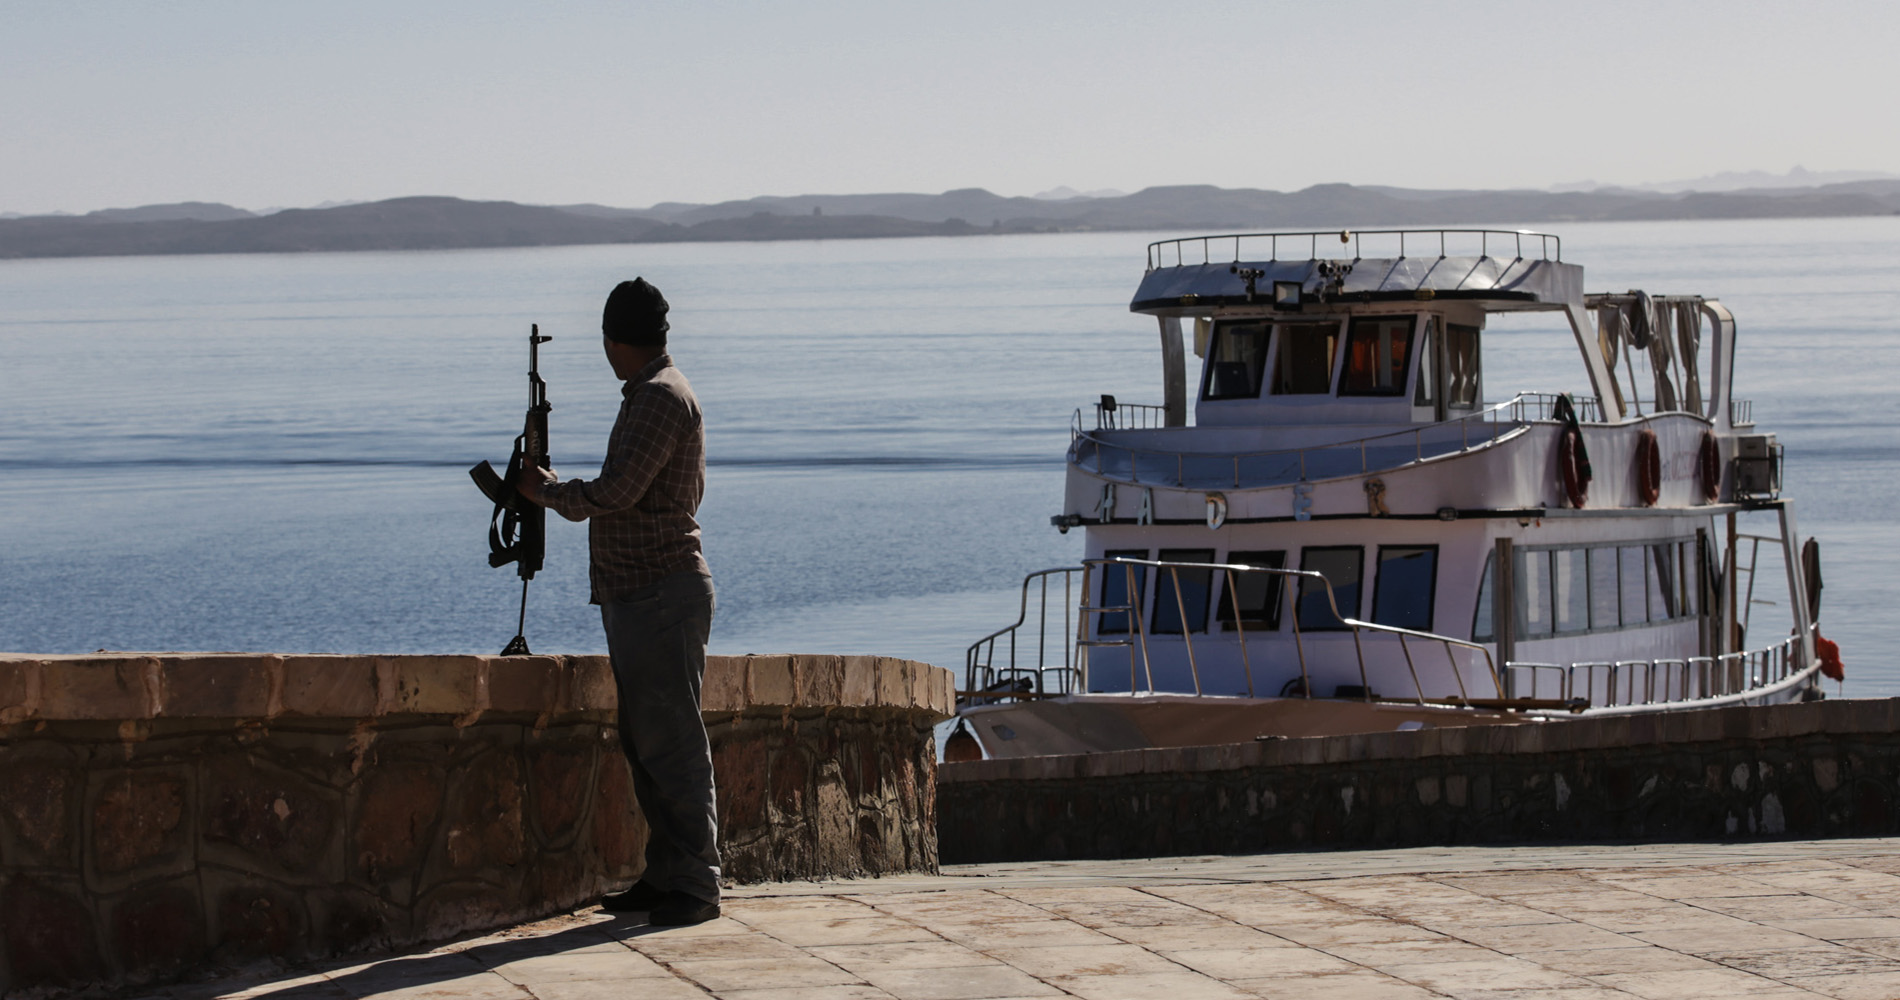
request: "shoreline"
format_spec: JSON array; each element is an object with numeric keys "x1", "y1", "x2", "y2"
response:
[{"x1": 5, "y1": 186, "x2": 1897, "y2": 262}]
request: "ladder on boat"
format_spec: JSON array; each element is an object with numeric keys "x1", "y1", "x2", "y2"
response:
[{"x1": 1074, "y1": 561, "x2": 1145, "y2": 696}]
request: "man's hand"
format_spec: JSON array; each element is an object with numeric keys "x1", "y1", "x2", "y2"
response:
[{"x1": 516, "y1": 462, "x2": 559, "y2": 506}]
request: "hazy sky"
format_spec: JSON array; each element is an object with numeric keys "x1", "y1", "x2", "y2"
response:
[{"x1": 5, "y1": 1, "x2": 1896, "y2": 215}]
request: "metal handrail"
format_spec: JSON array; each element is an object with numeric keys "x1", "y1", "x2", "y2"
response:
[
  {"x1": 964, "y1": 567, "x2": 1079, "y2": 698},
  {"x1": 969, "y1": 575, "x2": 1816, "y2": 713},
  {"x1": 1503, "y1": 626, "x2": 1813, "y2": 711},
  {"x1": 964, "y1": 557, "x2": 1501, "y2": 709},
  {"x1": 1146, "y1": 228, "x2": 1562, "y2": 272},
  {"x1": 1072, "y1": 391, "x2": 1724, "y2": 490},
  {"x1": 1070, "y1": 392, "x2": 1596, "y2": 489},
  {"x1": 1093, "y1": 401, "x2": 1169, "y2": 430}
]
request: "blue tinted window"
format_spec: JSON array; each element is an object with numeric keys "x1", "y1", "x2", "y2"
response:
[
  {"x1": 1297, "y1": 547, "x2": 1362, "y2": 630},
  {"x1": 1152, "y1": 549, "x2": 1214, "y2": 634},
  {"x1": 1217, "y1": 550, "x2": 1285, "y2": 630},
  {"x1": 1372, "y1": 546, "x2": 1438, "y2": 632}
]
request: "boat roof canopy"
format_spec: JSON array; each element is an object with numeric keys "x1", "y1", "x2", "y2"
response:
[{"x1": 1132, "y1": 229, "x2": 1584, "y2": 316}]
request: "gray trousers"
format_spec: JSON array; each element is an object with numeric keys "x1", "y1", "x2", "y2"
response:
[{"x1": 600, "y1": 569, "x2": 721, "y2": 903}]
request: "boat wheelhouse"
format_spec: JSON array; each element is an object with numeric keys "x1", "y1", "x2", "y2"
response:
[{"x1": 957, "y1": 229, "x2": 1829, "y2": 759}]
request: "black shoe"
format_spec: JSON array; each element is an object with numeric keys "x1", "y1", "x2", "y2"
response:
[
  {"x1": 649, "y1": 891, "x2": 720, "y2": 926},
  {"x1": 600, "y1": 881, "x2": 670, "y2": 912}
]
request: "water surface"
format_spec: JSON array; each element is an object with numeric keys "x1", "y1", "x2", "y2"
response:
[{"x1": 2, "y1": 219, "x2": 1895, "y2": 694}]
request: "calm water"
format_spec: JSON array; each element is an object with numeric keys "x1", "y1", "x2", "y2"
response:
[{"x1": 3, "y1": 219, "x2": 1897, "y2": 695}]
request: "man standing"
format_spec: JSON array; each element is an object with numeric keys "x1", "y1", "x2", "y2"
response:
[{"x1": 518, "y1": 277, "x2": 721, "y2": 926}]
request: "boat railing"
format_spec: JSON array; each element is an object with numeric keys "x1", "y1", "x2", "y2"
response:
[
  {"x1": 1613, "y1": 399, "x2": 1729, "y2": 421},
  {"x1": 963, "y1": 568, "x2": 1081, "y2": 702},
  {"x1": 1503, "y1": 626, "x2": 1813, "y2": 711},
  {"x1": 964, "y1": 557, "x2": 1554, "y2": 711},
  {"x1": 1146, "y1": 228, "x2": 1562, "y2": 272},
  {"x1": 1087, "y1": 398, "x2": 1170, "y2": 431},
  {"x1": 1070, "y1": 392, "x2": 1598, "y2": 490},
  {"x1": 1731, "y1": 398, "x2": 1755, "y2": 427}
]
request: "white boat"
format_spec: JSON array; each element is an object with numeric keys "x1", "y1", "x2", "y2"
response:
[{"x1": 954, "y1": 229, "x2": 1836, "y2": 760}]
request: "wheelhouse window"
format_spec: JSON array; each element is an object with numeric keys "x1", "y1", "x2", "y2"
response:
[
  {"x1": 1151, "y1": 548, "x2": 1214, "y2": 634},
  {"x1": 1371, "y1": 546, "x2": 1437, "y2": 631},
  {"x1": 1216, "y1": 550, "x2": 1285, "y2": 630},
  {"x1": 1340, "y1": 316, "x2": 1415, "y2": 396},
  {"x1": 1414, "y1": 316, "x2": 1439, "y2": 408},
  {"x1": 1296, "y1": 546, "x2": 1362, "y2": 630},
  {"x1": 1269, "y1": 322, "x2": 1340, "y2": 395},
  {"x1": 1446, "y1": 323, "x2": 1481, "y2": 408},
  {"x1": 1097, "y1": 549, "x2": 1147, "y2": 634},
  {"x1": 1203, "y1": 321, "x2": 1270, "y2": 400}
]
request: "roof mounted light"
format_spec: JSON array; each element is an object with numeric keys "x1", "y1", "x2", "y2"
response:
[
  {"x1": 1273, "y1": 281, "x2": 1303, "y2": 309},
  {"x1": 1230, "y1": 265, "x2": 1265, "y2": 302}
]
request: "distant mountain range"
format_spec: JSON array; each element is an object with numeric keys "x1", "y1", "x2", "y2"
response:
[
  {"x1": 1555, "y1": 165, "x2": 1900, "y2": 194},
  {"x1": 4, "y1": 179, "x2": 1898, "y2": 260}
]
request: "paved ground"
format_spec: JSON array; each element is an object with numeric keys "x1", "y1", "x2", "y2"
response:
[{"x1": 150, "y1": 839, "x2": 1900, "y2": 1000}]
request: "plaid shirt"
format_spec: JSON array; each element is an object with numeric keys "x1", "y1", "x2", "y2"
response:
[{"x1": 542, "y1": 354, "x2": 709, "y2": 603}]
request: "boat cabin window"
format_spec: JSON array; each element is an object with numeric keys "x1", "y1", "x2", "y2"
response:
[
  {"x1": 1649, "y1": 544, "x2": 1680, "y2": 620},
  {"x1": 1340, "y1": 316, "x2": 1414, "y2": 396},
  {"x1": 1371, "y1": 545, "x2": 1437, "y2": 631},
  {"x1": 1554, "y1": 549, "x2": 1589, "y2": 633},
  {"x1": 1474, "y1": 540, "x2": 1699, "y2": 641},
  {"x1": 1589, "y1": 547, "x2": 1620, "y2": 628},
  {"x1": 1618, "y1": 545, "x2": 1648, "y2": 626},
  {"x1": 1472, "y1": 552, "x2": 1496, "y2": 641},
  {"x1": 1097, "y1": 549, "x2": 1147, "y2": 634},
  {"x1": 1269, "y1": 322, "x2": 1340, "y2": 395},
  {"x1": 1597, "y1": 543, "x2": 1696, "y2": 629},
  {"x1": 1216, "y1": 550, "x2": 1285, "y2": 630},
  {"x1": 1151, "y1": 548, "x2": 1214, "y2": 634},
  {"x1": 1296, "y1": 546, "x2": 1362, "y2": 630},
  {"x1": 1202, "y1": 321, "x2": 1271, "y2": 400},
  {"x1": 1445, "y1": 323, "x2": 1481, "y2": 409},
  {"x1": 1520, "y1": 549, "x2": 1554, "y2": 636},
  {"x1": 1691, "y1": 544, "x2": 1705, "y2": 616}
]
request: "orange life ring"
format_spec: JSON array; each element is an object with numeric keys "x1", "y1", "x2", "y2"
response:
[
  {"x1": 1634, "y1": 429, "x2": 1662, "y2": 506},
  {"x1": 1697, "y1": 432, "x2": 1721, "y2": 504},
  {"x1": 1559, "y1": 424, "x2": 1590, "y2": 508}
]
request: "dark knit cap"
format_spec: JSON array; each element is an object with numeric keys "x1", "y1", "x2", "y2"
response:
[{"x1": 602, "y1": 277, "x2": 670, "y2": 346}]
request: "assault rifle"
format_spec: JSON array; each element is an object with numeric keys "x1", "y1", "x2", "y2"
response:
[{"x1": 469, "y1": 325, "x2": 552, "y2": 655}]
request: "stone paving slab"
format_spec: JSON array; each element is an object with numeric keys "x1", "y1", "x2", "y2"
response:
[{"x1": 130, "y1": 838, "x2": 1900, "y2": 1000}]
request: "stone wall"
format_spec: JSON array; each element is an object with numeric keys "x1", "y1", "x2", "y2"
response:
[
  {"x1": 0, "y1": 652, "x2": 952, "y2": 995},
  {"x1": 705, "y1": 656, "x2": 948, "y2": 882},
  {"x1": 938, "y1": 698, "x2": 1900, "y2": 865}
]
